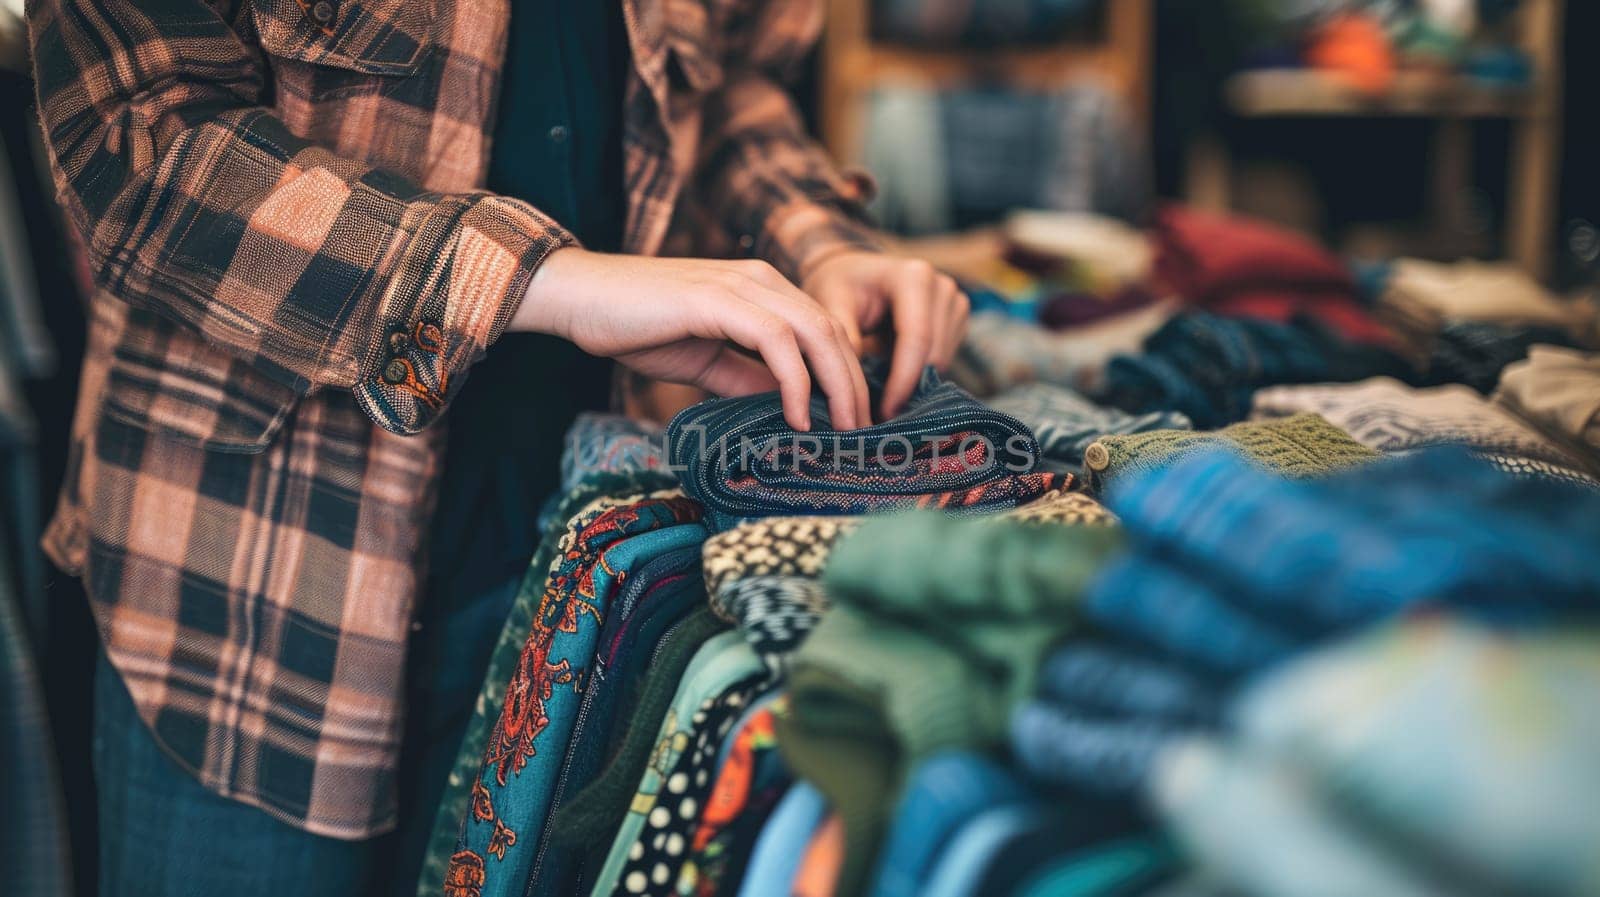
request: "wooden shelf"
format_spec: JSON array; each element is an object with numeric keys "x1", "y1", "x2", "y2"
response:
[
  {"x1": 836, "y1": 44, "x2": 1131, "y2": 91},
  {"x1": 1190, "y1": 0, "x2": 1563, "y2": 278},
  {"x1": 1225, "y1": 69, "x2": 1538, "y2": 119},
  {"x1": 820, "y1": 0, "x2": 1151, "y2": 164}
]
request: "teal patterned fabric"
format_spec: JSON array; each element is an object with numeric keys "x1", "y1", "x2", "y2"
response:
[{"x1": 419, "y1": 473, "x2": 697, "y2": 897}]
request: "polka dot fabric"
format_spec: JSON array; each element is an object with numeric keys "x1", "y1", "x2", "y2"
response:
[{"x1": 614, "y1": 683, "x2": 762, "y2": 896}]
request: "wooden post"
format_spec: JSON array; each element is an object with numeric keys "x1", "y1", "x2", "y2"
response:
[{"x1": 1506, "y1": 0, "x2": 1563, "y2": 280}]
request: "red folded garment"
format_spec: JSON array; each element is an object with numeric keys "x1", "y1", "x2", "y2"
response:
[
  {"x1": 1154, "y1": 205, "x2": 1396, "y2": 346},
  {"x1": 1039, "y1": 284, "x2": 1160, "y2": 330}
]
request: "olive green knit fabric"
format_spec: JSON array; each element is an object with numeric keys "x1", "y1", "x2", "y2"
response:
[
  {"x1": 778, "y1": 513, "x2": 1125, "y2": 897},
  {"x1": 1082, "y1": 413, "x2": 1379, "y2": 493}
]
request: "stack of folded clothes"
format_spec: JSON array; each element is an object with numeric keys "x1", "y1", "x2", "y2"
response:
[
  {"x1": 1002, "y1": 446, "x2": 1600, "y2": 810},
  {"x1": 1376, "y1": 258, "x2": 1597, "y2": 346},
  {"x1": 1153, "y1": 206, "x2": 1399, "y2": 347},
  {"x1": 668, "y1": 366, "x2": 1058, "y2": 529},
  {"x1": 1095, "y1": 312, "x2": 1416, "y2": 428},
  {"x1": 1253, "y1": 376, "x2": 1600, "y2": 487},
  {"x1": 414, "y1": 219, "x2": 1600, "y2": 897},
  {"x1": 780, "y1": 512, "x2": 1125, "y2": 897}
]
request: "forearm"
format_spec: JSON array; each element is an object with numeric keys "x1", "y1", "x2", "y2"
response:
[
  {"x1": 28, "y1": 0, "x2": 574, "y2": 434},
  {"x1": 695, "y1": 73, "x2": 882, "y2": 283}
]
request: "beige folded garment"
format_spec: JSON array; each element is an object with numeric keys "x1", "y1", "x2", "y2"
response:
[
  {"x1": 1379, "y1": 259, "x2": 1597, "y2": 337},
  {"x1": 1252, "y1": 376, "x2": 1597, "y2": 476},
  {"x1": 1494, "y1": 345, "x2": 1600, "y2": 453}
]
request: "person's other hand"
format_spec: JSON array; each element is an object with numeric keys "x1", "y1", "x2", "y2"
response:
[
  {"x1": 512, "y1": 249, "x2": 869, "y2": 431},
  {"x1": 801, "y1": 251, "x2": 969, "y2": 419}
]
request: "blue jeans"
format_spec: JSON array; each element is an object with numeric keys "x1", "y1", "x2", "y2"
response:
[{"x1": 93, "y1": 654, "x2": 378, "y2": 897}]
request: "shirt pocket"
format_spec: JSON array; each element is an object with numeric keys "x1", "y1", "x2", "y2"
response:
[
  {"x1": 100, "y1": 308, "x2": 304, "y2": 454},
  {"x1": 251, "y1": 0, "x2": 437, "y2": 99}
]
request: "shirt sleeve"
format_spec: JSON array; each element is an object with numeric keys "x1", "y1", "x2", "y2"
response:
[
  {"x1": 692, "y1": 0, "x2": 882, "y2": 283},
  {"x1": 26, "y1": 0, "x2": 574, "y2": 435}
]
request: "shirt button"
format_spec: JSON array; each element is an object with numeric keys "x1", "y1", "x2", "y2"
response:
[
  {"x1": 310, "y1": 0, "x2": 336, "y2": 26},
  {"x1": 388, "y1": 330, "x2": 410, "y2": 354},
  {"x1": 548, "y1": 125, "x2": 569, "y2": 144},
  {"x1": 382, "y1": 358, "x2": 409, "y2": 385},
  {"x1": 737, "y1": 234, "x2": 755, "y2": 251},
  {"x1": 417, "y1": 322, "x2": 444, "y2": 350},
  {"x1": 1084, "y1": 442, "x2": 1111, "y2": 472}
]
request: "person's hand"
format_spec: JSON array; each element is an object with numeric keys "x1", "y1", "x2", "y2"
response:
[
  {"x1": 801, "y1": 251, "x2": 970, "y2": 419},
  {"x1": 512, "y1": 248, "x2": 869, "y2": 431}
]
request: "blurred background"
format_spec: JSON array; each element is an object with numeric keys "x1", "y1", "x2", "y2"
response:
[{"x1": 0, "y1": 0, "x2": 1594, "y2": 894}]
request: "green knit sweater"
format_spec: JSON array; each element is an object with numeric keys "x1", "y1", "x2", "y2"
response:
[
  {"x1": 778, "y1": 513, "x2": 1125, "y2": 897},
  {"x1": 1082, "y1": 412, "x2": 1378, "y2": 493}
]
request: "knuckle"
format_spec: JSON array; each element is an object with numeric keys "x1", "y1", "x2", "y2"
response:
[
  {"x1": 741, "y1": 259, "x2": 783, "y2": 283},
  {"x1": 764, "y1": 316, "x2": 796, "y2": 343}
]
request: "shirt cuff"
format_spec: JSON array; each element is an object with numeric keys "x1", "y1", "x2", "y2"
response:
[{"x1": 354, "y1": 192, "x2": 576, "y2": 435}]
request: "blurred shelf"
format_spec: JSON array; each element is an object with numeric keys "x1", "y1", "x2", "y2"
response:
[
  {"x1": 836, "y1": 43, "x2": 1130, "y2": 90},
  {"x1": 1225, "y1": 69, "x2": 1538, "y2": 119},
  {"x1": 820, "y1": 0, "x2": 1152, "y2": 164}
]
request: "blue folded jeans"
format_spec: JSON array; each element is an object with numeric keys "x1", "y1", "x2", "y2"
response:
[{"x1": 93, "y1": 652, "x2": 377, "y2": 897}]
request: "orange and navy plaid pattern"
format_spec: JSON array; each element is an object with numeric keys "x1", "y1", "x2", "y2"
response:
[{"x1": 27, "y1": 0, "x2": 876, "y2": 838}]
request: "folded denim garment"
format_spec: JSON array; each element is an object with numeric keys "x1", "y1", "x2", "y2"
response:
[
  {"x1": 1085, "y1": 448, "x2": 1600, "y2": 678},
  {"x1": 1081, "y1": 413, "x2": 1378, "y2": 494},
  {"x1": 1155, "y1": 618, "x2": 1600, "y2": 897},
  {"x1": 921, "y1": 804, "x2": 1055, "y2": 897},
  {"x1": 669, "y1": 366, "x2": 1054, "y2": 525},
  {"x1": 735, "y1": 784, "x2": 828, "y2": 897},
  {"x1": 1010, "y1": 704, "x2": 1191, "y2": 797},
  {"x1": 1097, "y1": 312, "x2": 1415, "y2": 428},
  {"x1": 1036, "y1": 643, "x2": 1223, "y2": 726},
  {"x1": 990, "y1": 381, "x2": 1192, "y2": 471},
  {"x1": 870, "y1": 753, "x2": 1030, "y2": 897},
  {"x1": 1420, "y1": 320, "x2": 1581, "y2": 394}
]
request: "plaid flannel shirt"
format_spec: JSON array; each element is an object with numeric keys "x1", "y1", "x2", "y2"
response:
[{"x1": 28, "y1": 0, "x2": 876, "y2": 839}]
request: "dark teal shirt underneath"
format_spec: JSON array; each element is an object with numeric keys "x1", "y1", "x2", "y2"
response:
[{"x1": 428, "y1": 1, "x2": 630, "y2": 604}]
